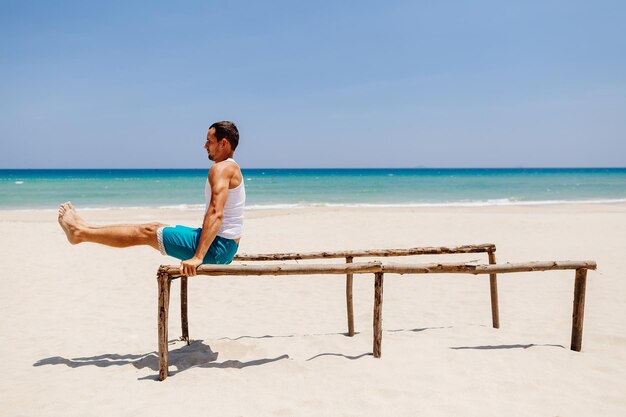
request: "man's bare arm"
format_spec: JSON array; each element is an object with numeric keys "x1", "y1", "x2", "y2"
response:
[{"x1": 179, "y1": 163, "x2": 232, "y2": 276}]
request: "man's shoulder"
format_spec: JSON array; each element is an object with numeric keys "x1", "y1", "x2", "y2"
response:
[{"x1": 209, "y1": 159, "x2": 239, "y2": 178}]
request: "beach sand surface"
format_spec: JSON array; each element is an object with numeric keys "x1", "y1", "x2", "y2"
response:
[{"x1": 1, "y1": 204, "x2": 625, "y2": 416}]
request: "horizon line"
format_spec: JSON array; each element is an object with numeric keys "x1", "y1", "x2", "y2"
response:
[{"x1": 1, "y1": 166, "x2": 626, "y2": 170}]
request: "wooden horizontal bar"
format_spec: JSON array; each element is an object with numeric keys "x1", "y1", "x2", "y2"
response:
[
  {"x1": 381, "y1": 261, "x2": 597, "y2": 275},
  {"x1": 159, "y1": 260, "x2": 596, "y2": 278},
  {"x1": 234, "y1": 243, "x2": 497, "y2": 261},
  {"x1": 159, "y1": 261, "x2": 384, "y2": 277}
]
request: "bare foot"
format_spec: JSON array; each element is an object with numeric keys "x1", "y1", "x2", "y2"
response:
[
  {"x1": 58, "y1": 201, "x2": 86, "y2": 244},
  {"x1": 65, "y1": 202, "x2": 87, "y2": 226}
]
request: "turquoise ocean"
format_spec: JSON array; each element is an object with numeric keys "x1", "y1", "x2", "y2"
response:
[{"x1": 1, "y1": 168, "x2": 626, "y2": 210}]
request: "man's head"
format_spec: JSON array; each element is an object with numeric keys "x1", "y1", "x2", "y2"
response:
[
  {"x1": 210, "y1": 121, "x2": 239, "y2": 150},
  {"x1": 205, "y1": 121, "x2": 239, "y2": 161}
]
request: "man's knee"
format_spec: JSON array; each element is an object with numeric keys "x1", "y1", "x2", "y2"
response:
[
  {"x1": 141, "y1": 223, "x2": 165, "y2": 239},
  {"x1": 141, "y1": 223, "x2": 166, "y2": 249}
]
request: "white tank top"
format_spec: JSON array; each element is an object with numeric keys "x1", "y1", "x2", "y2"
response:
[{"x1": 205, "y1": 158, "x2": 245, "y2": 239}]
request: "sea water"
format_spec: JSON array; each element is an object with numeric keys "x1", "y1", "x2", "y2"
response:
[{"x1": 1, "y1": 168, "x2": 625, "y2": 210}]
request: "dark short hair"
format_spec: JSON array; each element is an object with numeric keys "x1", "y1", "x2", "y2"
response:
[{"x1": 210, "y1": 121, "x2": 239, "y2": 151}]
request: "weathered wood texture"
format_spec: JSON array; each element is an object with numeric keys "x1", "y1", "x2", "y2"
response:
[
  {"x1": 157, "y1": 272, "x2": 171, "y2": 381},
  {"x1": 571, "y1": 268, "x2": 588, "y2": 351},
  {"x1": 234, "y1": 243, "x2": 496, "y2": 261},
  {"x1": 173, "y1": 244, "x2": 497, "y2": 351},
  {"x1": 373, "y1": 272, "x2": 384, "y2": 358},
  {"x1": 346, "y1": 256, "x2": 354, "y2": 337},
  {"x1": 234, "y1": 243, "x2": 496, "y2": 336},
  {"x1": 162, "y1": 261, "x2": 383, "y2": 277},
  {"x1": 232, "y1": 244, "x2": 497, "y2": 339},
  {"x1": 160, "y1": 260, "x2": 596, "y2": 278},
  {"x1": 156, "y1": 258, "x2": 596, "y2": 380},
  {"x1": 180, "y1": 277, "x2": 189, "y2": 344},
  {"x1": 488, "y1": 251, "x2": 500, "y2": 328},
  {"x1": 380, "y1": 261, "x2": 597, "y2": 275}
]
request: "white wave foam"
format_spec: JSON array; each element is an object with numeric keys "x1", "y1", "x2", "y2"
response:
[
  {"x1": 3, "y1": 198, "x2": 626, "y2": 212},
  {"x1": 247, "y1": 198, "x2": 626, "y2": 209},
  {"x1": 157, "y1": 204, "x2": 205, "y2": 211}
]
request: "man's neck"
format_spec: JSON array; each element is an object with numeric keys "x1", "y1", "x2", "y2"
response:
[{"x1": 214, "y1": 154, "x2": 234, "y2": 163}]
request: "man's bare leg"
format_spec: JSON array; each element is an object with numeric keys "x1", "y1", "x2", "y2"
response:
[{"x1": 58, "y1": 202, "x2": 165, "y2": 251}]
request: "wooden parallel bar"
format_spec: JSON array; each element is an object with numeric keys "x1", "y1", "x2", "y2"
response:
[
  {"x1": 157, "y1": 258, "x2": 596, "y2": 380},
  {"x1": 234, "y1": 243, "x2": 496, "y2": 261},
  {"x1": 232, "y1": 244, "x2": 496, "y2": 338},
  {"x1": 380, "y1": 261, "x2": 597, "y2": 275},
  {"x1": 162, "y1": 261, "x2": 383, "y2": 277},
  {"x1": 160, "y1": 260, "x2": 596, "y2": 278}
]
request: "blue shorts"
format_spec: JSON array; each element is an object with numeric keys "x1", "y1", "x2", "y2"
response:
[{"x1": 156, "y1": 225, "x2": 239, "y2": 265}]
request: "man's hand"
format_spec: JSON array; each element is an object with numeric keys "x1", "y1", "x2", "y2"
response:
[{"x1": 180, "y1": 257, "x2": 203, "y2": 277}]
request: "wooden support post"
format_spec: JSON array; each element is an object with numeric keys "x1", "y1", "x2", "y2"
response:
[
  {"x1": 488, "y1": 251, "x2": 500, "y2": 329},
  {"x1": 571, "y1": 268, "x2": 588, "y2": 352},
  {"x1": 181, "y1": 277, "x2": 189, "y2": 344},
  {"x1": 373, "y1": 272, "x2": 384, "y2": 358},
  {"x1": 157, "y1": 272, "x2": 172, "y2": 381},
  {"x1": 346, "y1": 256, "x2": 355, "y2": 336}
]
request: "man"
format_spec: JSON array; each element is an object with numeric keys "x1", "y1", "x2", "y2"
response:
[{"x1": 57, "y1": 121, "x2": 245, "y2": 277}]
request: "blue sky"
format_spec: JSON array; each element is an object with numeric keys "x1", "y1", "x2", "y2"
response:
[{"x1": 1, "y1": 0, "x2": 625, "y2": 168}]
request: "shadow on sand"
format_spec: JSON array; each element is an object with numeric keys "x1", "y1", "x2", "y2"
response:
[
  {"x1": 384, "y1": 326, "x2": 566, "y2": 351},
  {"x1": 34, "y1": 339, "x2": 290, "y2": 381},
  {"x1": 216, "y1": 331, "x2": 361, "y2": 341},
  {"x1": 450, "y1": 343, "x2": 565, "y2": 350},
  {"x1": 306, "y1": 352, "x2": 371, "y2": 361},
  {"x1": 386, "y1": 326, "x2": 452, "y2": 333}
]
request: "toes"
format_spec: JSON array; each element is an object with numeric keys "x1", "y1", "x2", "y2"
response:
[
  {"x1": 58, "y1": 202, "x2": 77, "y2": 219},
  {"x1": 58, "y1": 203, "x2": 71, "y2": 218}
]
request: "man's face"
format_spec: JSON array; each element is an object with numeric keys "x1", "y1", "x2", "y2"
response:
[{"x1": 204, "y1": 128, "x2": 220, "y2": 161}]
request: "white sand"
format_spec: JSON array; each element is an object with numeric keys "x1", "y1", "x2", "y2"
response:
[{"x1": 1, "y1": 204, "x2": 625, "y2": 416}]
